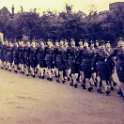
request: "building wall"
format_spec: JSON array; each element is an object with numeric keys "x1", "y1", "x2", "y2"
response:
[{"x1": 109, "y1": 2, "x2": 124, "y2": 12}]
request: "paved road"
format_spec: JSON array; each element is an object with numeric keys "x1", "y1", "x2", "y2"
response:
[{"x1": 0, "y1": 70, "x2": 124, "y2": 124}]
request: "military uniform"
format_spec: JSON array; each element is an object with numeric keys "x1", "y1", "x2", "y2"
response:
[
  {"x1": 110, "y1": 48, "x2": 124, "y2": 83},
  {"x1": 6, "y1": 45, "x2": 13, "y2": 64},
  {"x1": 36, "y1": 46, "x2": 46, "y2": 68},
  {"x1": 78, "y1": 47, "x2": 93, "y2": 79},
  {"x1": 13, "y1": 45, "x2": 19, "y2": 65},
  {"x1": 45, "y1": 47, "x2": 54, "y2": 69},
  {"x1": 54, "y1": 46, "x2": 66, "y2": 71},
  {"x1": 18, "y1": 46, "x2": 25, "y2": 65},
  {"x1": 66, "y1": 46, "x2": 78, "y2": 74},
  {"x1": 93, "y1": 48, "x2": 111, "y2": 81},
  {"x1": 24, "y1": 46, "x2": 30, "y2": 67},
  {"x1": 92, "y1": 47, "x2": 111, "y2": 94},
  {"x1": 29, "y1": 46, "x2": 38, "y2": 68}
]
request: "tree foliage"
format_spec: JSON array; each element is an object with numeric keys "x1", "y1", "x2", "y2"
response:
[{"x1": 0, "y1": 4, "x2": 123, "y2": 44}]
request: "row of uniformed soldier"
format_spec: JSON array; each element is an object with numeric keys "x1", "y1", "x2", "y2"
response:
[{"x1": 0, "y1": 39, "x2": 124, "y2": 99}]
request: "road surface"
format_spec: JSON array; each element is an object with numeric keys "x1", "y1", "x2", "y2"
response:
[{"x1": 0, "y1": 70, "x2": 124, "y2": 124}]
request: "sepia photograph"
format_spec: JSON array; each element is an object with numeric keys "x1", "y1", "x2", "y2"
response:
[{"x1": 0, "y1": 0, "x2": 124, "y2": 124}]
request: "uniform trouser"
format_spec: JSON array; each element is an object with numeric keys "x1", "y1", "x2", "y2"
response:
[
  {"x1": 79, "y1": 71, "x2": 92, "y2": 88},
  {"x1": 96, "y1": 75, "x2": 110, "y2": 92},
  {"x1": 113, "y1": 68, "x2": 124, "y2": 95}
]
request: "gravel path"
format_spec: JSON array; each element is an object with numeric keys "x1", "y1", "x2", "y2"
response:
[{"x1": 0, "y1": 70, "x2": 124, "y2": 124}]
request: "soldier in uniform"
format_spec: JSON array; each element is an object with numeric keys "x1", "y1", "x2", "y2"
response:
[
  {"x1": 29, "y1": 41, "x2": 38, "y2": 77},
  {"x1": 110, "y1": 40, "x2": 124, "y2": 99},
  {"x1": 54, "y1": 41, "x2": 66, "y2": 83},
  {"x1": 62, "y1": 40, "x2": 69, "y2": 82},
  {"x1": 18, "y1": 41, "x2": 25, "y2": 73},
  {"x1": 66, "y1": 40, "x2": 78, "y2": 87},
  {"x1": 6, "y1": 42, "x2": 14, "y2": 71},
  {"x1": 53, "y1": 41, "x2": 60, "y2": 79},
  {"x1": 24, "y1": 41, "x2": 31, "y2": 76},
  {"x1": 45, "y1": 41, "x2": 54, "y2": 81},
  {"x1": 2, "y1": 41, "x2": 9, "y2": 69},
  {"x1": 105, "y1": 42, "x2": 116, "y2": 90},
  {"x1": 13, "y1": 42, "x2": 19, "y2": 73},
  {"x1": 77, "y1": 41, "x2": 84, "y2": 84},
  {"x1": 92, "y1": 43, "x2": 111, "y2": 95},
  {"x1": 90, "y1": 42, "x2": 98, "y2": 87},
  {"x1": 36, "y1": 41, "x2": 46, "y2": 79},
  {"x1": 78, "y1": 41, "x2": 94, "y2": 91}
]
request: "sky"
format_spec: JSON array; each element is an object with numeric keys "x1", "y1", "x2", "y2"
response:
[{"x1": 0, "y1": 0, "x2": 124, "y2": 14}]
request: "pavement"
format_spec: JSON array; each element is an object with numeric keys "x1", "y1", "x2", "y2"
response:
[{"x1": 0, "y1": 70, "x2": 124, "y2": 124}]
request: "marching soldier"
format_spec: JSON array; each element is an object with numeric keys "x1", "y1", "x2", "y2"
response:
[
  {"x1": 105, "y1": 42, "x2": 116, "y2": 90},
  {"x1": 13, "y1": 42, "x2": 19, "y2": 73},
  {"x1": 29, "y1": 41, "x2": 38, "y2": 77},
  {"x1": 53, "y1": 41, "x2": 60, "y2": 79},
  {"x1": 6, "y1": 42, "x2": 14, "y2": 71},
  {"x1": 36, "y1": 41, "x2": 46, "y2": 79},
  {"x1": 55, "y1": 41, "x2": 66, "y2": 83},
  {"x1": 110, "y1": 40, "x2": 124, "y2": 100},
  {"x1": 66, "y1": 40, "x2": 78, "y2": 87},
  {"x1": 3, "y1": 41, "x2": 9, "y2": 69},
  {"x1": 92, "y1": 43, "x2": 111, "y2": 95},
  {"x1": 18, "y1": 41, "x2": 25, "y2": 73},
  {"x1": 24, "y1": 41, "x2": 31, "y2": 76},
  {"x1": 45, "y1": 41, "x2": 54, "y2": 81},
  {"x1": 78, "y1": 41, "x2": 94, "y2": 91}
]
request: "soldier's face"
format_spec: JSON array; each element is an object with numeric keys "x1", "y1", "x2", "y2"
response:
[
  {"x1": 60, "y1": 41, "x2": 64, "y2": 46},
  {"x1": 96, "y1": 42, "x2": 99, "y2": 47},
  {"x1": 47, "y1": 41, "x2": 53, "y2": 47},
  {"x1": 55, "y1": 42, "x2": 59, "y2": 47},
  {"x1": 32, "y1": 42, "x2": 36, "y2": 47},
  {"x1": 91, "y1": 44, "x2": 94, "y2": 47},
  {"x1": 118, "y1": 42, "x2": 124, "y2": 49},
  {"x1": 27, "y1": 42, "x2": 30, "y2": 47},
  {"x1": 41, "y1": 42, "x2": 45, "y2": 48},
  {"x1": 106, "y1": 43, "x2": 111, "y2": 48},
  {"x1": 64, "y1": 42, "x2": 68, "y2": 47},
  {"x1": 119, "y1": 43, "x2": 124, "y2": 49},
  {"x1": 84, "y1": 42, "x2": 89, "y2": 48},
  {"x1": 15, "y1": 43, "x2": 18, "y2": 47},
  {"x1": 79, "y1": 42, "x2": 83, "y2": 46},
  {"x1": 71, "y1": 42, "x2": 75, "y2": 47},
  {"x1": 20, "y1": 41, "x2": 24, "y2": 46}
]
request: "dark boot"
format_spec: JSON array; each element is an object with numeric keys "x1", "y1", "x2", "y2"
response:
[
  {"x1": 62, "y1": 80, "x2": 66, "y2": 84},
  {"x1": 88, "y1": 87, "x2": 93, "y2": 92},
  {"x1": 74, "y1": 84, "x2": 78, "y2": 88},
  {"x1": 70, "y1": 81, "x2": 73, "y2": 86},
  {"x1": 81, "y1": 84, "x2": 86, "y2": 89},
  {"x1": 97, "y1": 88, "x2": 103, "y2": 94},
  {"x1": 106, "y1": 90, "x2": 111, "y2": 96},
  {"x1": 41, "y1": 76, "x2": 45, "y2": 79},
  {"x1": 49, "y1": 78, "x2": 53, "y2": 81}
]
